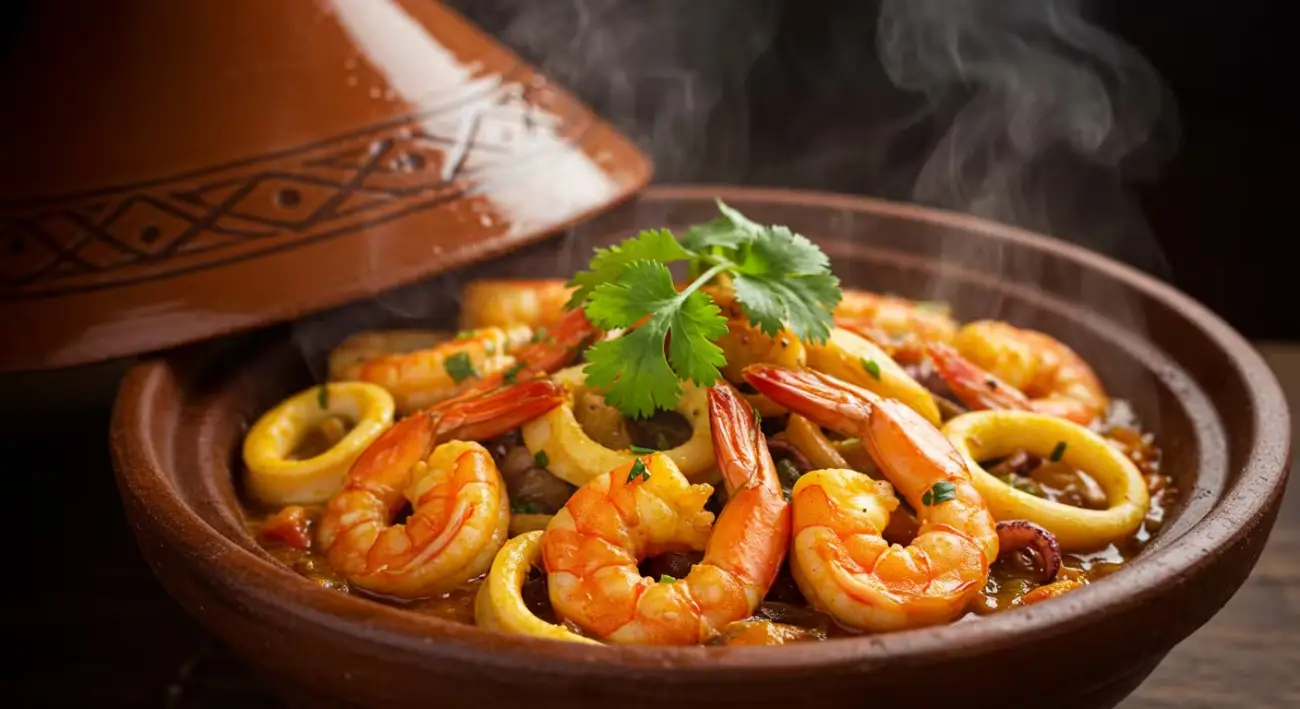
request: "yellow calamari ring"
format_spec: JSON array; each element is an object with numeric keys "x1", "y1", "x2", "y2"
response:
[
  {"x1": 475, "y1": 531, "x2": 599, "y2": 644},
  {"x1": 806, "y1": 328, "x2": 941, "y2": 425},
  {"x1": 521, "y1": 365, "x2": 715, "y2": 486},
  {"x1": 243, "y1": 382, "x2": 395, "y2": 506},
  {"x1": 942, "y1": 410, "x2": 1150, "y2": 551}
]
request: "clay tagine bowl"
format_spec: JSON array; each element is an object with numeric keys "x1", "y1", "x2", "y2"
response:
[
  {"x1": 0, "y1": 0, "x2": 649, "y2": 373},
  {"x1": 111, "y1": 186, "x2": 1290, "y2": 709}
]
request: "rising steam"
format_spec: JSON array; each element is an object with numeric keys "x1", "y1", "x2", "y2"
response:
[{"x1": 877, "y1": 0, "x2": 1178, "y2": 272}]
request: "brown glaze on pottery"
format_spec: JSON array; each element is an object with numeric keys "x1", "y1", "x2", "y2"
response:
[
  {"x1": 111, "y1": 187, "x2": 1290, "y2": 709},
  {"x1": 0, "y1": 0, "x2": 650, "y2": 373}
]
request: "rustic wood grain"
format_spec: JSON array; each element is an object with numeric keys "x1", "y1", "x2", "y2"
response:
[{"x1": 9, "y1": 345, "x2": 1298, "y2": 708}]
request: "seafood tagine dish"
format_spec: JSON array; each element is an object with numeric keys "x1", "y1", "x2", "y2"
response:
[{"x1": 241, "y1": 203, "x2": 1173, "y2": 646}]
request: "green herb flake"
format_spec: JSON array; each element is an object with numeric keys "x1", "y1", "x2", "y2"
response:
[
  {"x1": 626, "y1": 458, "x2": 651, "y2": 484},
  {"x1": 921, "y1": 480, "x2": 957, "y2": 507},
  {"x1": 485, "y1": 341, "x2": 496, "y2": 355},
  {"x1": 444, "y1": 351, "x2": 479, "y2": 383},
  {"x1": 534, "y1": 450, "x2": 550, "y2": 468},
  {"x1": 630, "y1": 445, "x2": 657, "y2": 455},
  {"x1": 316, "y1": 384, "x2": 329, "y2": 409},
  {"x1": 1049, "y1": 441, "x2": 1068, "y2": 463},
  {"x1": 916, "y1": 301, "x2": 949, "y2": 313},
  {"x1": 861, "y1": 358, "x2": 882, "y2": 381},
  {"x1": 531, "y1": 326, "x2": 550, "y2": 344},
  {"x1": 455, "y1": 330, "x2": 474, "y2": 340},
  {"x1": 510, "y1": 502, "x2": 541, "y2": 515},
  {"x1": 659, "y1": 574, "x2": 676, "y2": 584},
  {"x1": 752, "y1": 406, "x2": 763, "y2": 428}
]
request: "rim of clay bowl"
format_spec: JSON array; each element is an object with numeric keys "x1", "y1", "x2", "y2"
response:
[{"x1": 112, "y1": 185, "x2": 1291, "y2": 679}]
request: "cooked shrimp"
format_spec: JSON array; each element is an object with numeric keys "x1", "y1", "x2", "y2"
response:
[
  {"x1": 835, "y1": 290, "x2": 957, "y2": 364},
  {"x1": 328, "y1": 330, "x2": 455, "y2": 383},
  {"x1": 540, "y1": 385, "x2": 790, "y2": 645},
  {"x1": 458, "y1": 279, "x2": 574, "y2": 331},
  {"x1": 333, "y1": 327, "x2": 530, "y2": 414},
  {"x1": 472, "y1": 306, "x2": 599, "y2": 391},
  {"x1": 744, "y1": 364, "x2": 999, "y2": 632},
  {"x1": 316, "y1": 380, "x2": 565, "y2": 598},
  {"x1": 928, "y1": 321, "x2": 1107, "y2": 425}
]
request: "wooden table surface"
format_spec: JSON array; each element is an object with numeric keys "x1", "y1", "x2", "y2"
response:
[{"x1": 10, "y1": 345, "x2": 1299, "y2": 708}]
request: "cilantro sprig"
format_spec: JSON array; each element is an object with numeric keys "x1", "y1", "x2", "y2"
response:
[{"x1": 567, "y1": 201, "x2": 842, "y2": 418}]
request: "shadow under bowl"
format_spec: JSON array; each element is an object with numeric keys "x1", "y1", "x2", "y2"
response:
[{"x1": 111, "y1": 186, "x2": 1290, "y2": 709}]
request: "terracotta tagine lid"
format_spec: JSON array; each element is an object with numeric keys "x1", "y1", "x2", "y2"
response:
[{"x1": 0, "y1": 0, "x2": 650, "y2": 373}]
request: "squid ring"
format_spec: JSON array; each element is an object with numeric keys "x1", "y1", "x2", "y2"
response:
[
  {"x1": 805, "y1": 328, "x2": 942, "y2": 425},
  {"x1": 475, "y1": 531, "x2": 599, "y2": 644},
  {"x1": 521, "y1": 365, "x2": 715, "y2": 486},
  {"x1": 243, "y1": 382, "x2": 395, "y2": 506},
  {"x1": 942, "y1": 410, "x2": 1149, "y2": 551}
]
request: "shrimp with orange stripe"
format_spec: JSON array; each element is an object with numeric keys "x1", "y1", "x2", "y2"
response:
[
  {"x1": 537, "y1": 384, "x2": 790, "y2": 645},
  {"x1": 744, "y1": 364, "x2": 999, "y2": 632},
  {"x1": 316, "y1": 379, "x2": 565, "y2": 598}
]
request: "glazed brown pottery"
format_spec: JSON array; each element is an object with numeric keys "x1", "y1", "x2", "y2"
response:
[
  {"x1": 111, "y1": 187, "x2": 1290, "y2": 709},
  {"x1": 0, "y1": 0, "x2": 650, "y2": 373}
]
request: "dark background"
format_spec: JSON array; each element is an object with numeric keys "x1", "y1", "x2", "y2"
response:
[{"x1": 450, "y1": 0, "x2": 1292, "y2": 339}]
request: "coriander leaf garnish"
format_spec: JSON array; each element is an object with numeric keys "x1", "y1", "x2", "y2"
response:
[
  {"x1": 444, "y1": 351, "x2": 478, "y2": 383},
  {"x1": 531, "y1": 326, "x2": 550, "y2": 344},
  {"x1": 568, "y1": 202, "x2": 841, "y2": 419},
  {"x1": 316, "y1": 384, "x2": 329, "y2": 409},
  {"x1": 534, "y1": 450, "x2": 549, "y2": 468},
  {"x1": 659, "y1": 574, "x2": 676, "y2": 584},
  {"x1": 1049, "y1": 441, "x2": 1067, "y2": 462},
  {"x1": 626, "y1": 458, "x2": 651, "y2": 484},
  {"x1": 510, "y1": 502, "x2": 541, "y2": 515},
  {"x1": 629, "y1": 445, "x2": 657, "y2": 455},
  {"x1": 583, "y1": 260, "x2": 728, "y2": 418},
  {"x1": 455, "y1": 330, "x2": 474, "y2": 340},
  {"x1": 922, "y1": 480, "x2": 957, "y2": 506},
  {"x1": 566, "y1": 229, "x2": 692, "y2": 308},
  {"x1": 861, "y1": 357, "x2": 882, "y2": 381}
]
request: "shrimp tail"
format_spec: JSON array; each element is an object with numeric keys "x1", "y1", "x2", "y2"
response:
[
  {"x1": 742, "y1": 365, "x2": 876, "y2": 439},
  {"x1": 708, "y1": 384, "x2": 776, "y2": 495},
  {"x1": 431, "y1": 379, "x2": 566, "y2": 442},
  {"x1": 926, "y1": 342, "x2": 1033, "y2": 413},
  {"x1": 703, "y1": 385, "x2": 791, "y2": 609}
]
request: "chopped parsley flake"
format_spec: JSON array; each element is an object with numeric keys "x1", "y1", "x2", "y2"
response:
[
  {"x1": 921, "y1": 480, "x2": 957, "y2": 506},
  {"x1": 444, "y1": 351, "x2": 478, "y2": 383},
  {"x1": 861, "y1": 358, "x2": 882, "y2": 380},
  {"x1": 626, "y1": 458, "x2": 651, "y2": 484}
]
